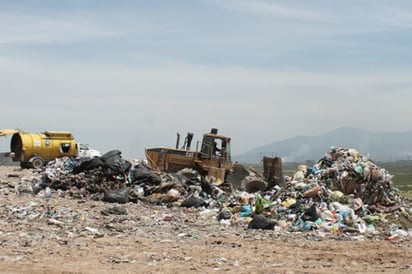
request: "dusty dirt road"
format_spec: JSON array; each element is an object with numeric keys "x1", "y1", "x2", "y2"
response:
[{"x1": 0, "y1": 166, "x2": 411, "y2": 274}]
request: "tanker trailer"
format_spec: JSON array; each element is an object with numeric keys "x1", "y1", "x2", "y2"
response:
[{"x1": 1, "y1": 129, "x2": 78, "y2": 168}]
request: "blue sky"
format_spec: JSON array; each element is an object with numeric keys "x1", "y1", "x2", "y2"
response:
[{"x1": 1, "y1": 0, "x2": 412, "y2": 159}]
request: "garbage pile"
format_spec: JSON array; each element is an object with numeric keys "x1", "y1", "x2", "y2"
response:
[
  {"x1": 10, "y1": 148, "x2": 412, "y2": 240},
  {"x1": 30, "y1": 150, "x2": 214, "y2": 207},
  {"x1": 252, "y1": 146, "x2": 412, "y2": 238}
]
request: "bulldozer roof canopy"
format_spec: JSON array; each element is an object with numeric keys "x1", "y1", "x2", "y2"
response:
[{"x1": 203, "y1": 133, "x2": 231, "y2": 142}]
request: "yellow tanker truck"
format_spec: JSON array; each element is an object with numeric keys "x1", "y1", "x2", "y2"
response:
[{"x1": 0, "y1": 129, "x2": 100, "y2": 168}]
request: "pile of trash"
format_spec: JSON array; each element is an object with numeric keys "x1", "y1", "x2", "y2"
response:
[
  {"x1": 247, "y1": 146, "x2": 412, "y2": 238},
  {"x1": 10, "y1": 147, "x2": 412, "y2": 240},
  {"x1": 27, "y1": 150, "x2": 214, "y2": 207}
]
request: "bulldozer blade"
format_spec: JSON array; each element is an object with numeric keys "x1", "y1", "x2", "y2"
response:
[
  {"x1": 225, "y1": 163, "x2": 250, "y2": 190},
  {"x1": 263, "y1": 156, "x2": 283, "y2": 187}
]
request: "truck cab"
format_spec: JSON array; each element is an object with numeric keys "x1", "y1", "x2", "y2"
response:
[{"x1": 77, "y1": 143, "x2": 101, "y2": 159}]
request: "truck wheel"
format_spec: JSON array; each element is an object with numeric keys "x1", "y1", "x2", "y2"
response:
[{"x1": 30, "y1": 157, "x2": 44, "y2": 169}]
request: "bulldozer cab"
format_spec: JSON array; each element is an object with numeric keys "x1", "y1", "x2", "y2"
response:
[
  {"x1": 196, "y1": 129, "x2": 232, "y2": 182},
  {"x1": 200, "y1": 133, "x2": 231, "y2": 162}
]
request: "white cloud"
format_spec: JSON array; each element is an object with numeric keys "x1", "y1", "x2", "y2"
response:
[
  {"x1": 203, "y1": 0, "x2": 326, "y2": 20},
  {"x1": 1, "y1": 55, "x2": 412, "y2": 157},
  {"x1": 0, "y1": 11, "x2": 128, "y2": 45},
  {"x1": 1, "y1": 1, "x2": 412, "y2": 158}
]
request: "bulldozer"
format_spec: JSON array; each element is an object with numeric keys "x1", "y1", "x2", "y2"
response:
[{"x1": 145, "y1": 128, "x2": 283, "y2": 192}]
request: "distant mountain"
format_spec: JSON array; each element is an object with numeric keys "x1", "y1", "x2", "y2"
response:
[{"x1": 233, "y1": 127, "x2": 412, "y2": 163}]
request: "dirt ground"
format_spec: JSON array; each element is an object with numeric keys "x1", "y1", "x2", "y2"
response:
[{"x1": 0, "y1": 166, "x2": 411, "y2": 274}]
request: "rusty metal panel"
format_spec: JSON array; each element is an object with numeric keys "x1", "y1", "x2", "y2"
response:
[{"x1": 263, "y1": 156, "x2": 283, "y2": 188}]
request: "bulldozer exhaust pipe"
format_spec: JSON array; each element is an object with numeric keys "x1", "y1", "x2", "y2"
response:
[
  {"x1": 176, "y1": 133, "x2": 180, "y2": 149},
  {"x1": 185, "y1": 133, "x2": 194, "y2": 150}
]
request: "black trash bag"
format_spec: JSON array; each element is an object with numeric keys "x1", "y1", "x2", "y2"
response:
[
  {"x1": 99, "y1": 149, "x2": 122, "y2": 162},
  {"x1": 318, "y1": 157, "x2": 333, "y2": 169},
  {"x1": 72, "y1": 157, "x2": 105, "y2": 174},
  {"x1": 169, "y1": 173, "x2": 191, "y2": 185},
  {"x1": 302, "y1": 204, "x2": 320, "y2": 222},
  {"x1": 180, "y1": 195, "x2": 208, "y2": 208},
  {"x1": 100, "y1": 150, "x2": 131, "y2": 175},
  {"x1": 248, "y1": 214, "x2": 276, "y2": 230},
  {"x1": 132, "y1": 165, "x2": 161, "y2": 185},
  {"x1": 102, "y1": 187, "x2": 130, "y2": 204},
  {"x1": 171, "y1": 172, "x2": 213, "y2": 195},
  {"x1": 32, "y1": 174, "x2": 49, "y2": 194},
  {"x1": 200, "y1": 177, "x2": 214, "y2": 195}
]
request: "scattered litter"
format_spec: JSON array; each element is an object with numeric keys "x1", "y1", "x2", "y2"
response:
[{"x1": 0, "y1": 146, "x2": 411, "y2": 241}]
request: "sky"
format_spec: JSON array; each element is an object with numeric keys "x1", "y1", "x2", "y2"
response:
[{"x1": 1, "y1": 0, "x2": 412, "y2": 159}]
